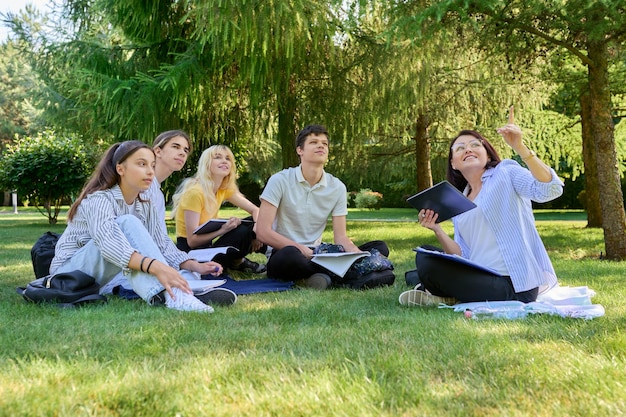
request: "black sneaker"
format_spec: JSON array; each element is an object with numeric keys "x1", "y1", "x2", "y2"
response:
[
  {"x1": 232, "y1": 257, "x2": 267, "y2": 274},
  {"x1": 195, "y1": 287, "x2": 237, "y2": 306}
]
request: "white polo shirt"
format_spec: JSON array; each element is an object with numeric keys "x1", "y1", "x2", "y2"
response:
[{"x1": 260, "y1": 165, "x2": 348, "y2": 247}]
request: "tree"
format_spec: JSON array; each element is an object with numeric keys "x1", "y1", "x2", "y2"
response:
[
  {"x1": 9, "y1": 0, "x2": 348, "y2": 173},
  {"x1": 391, "y1": 0, "x2": 626, "y2": 259},
  {"x1": 0, "y1": 131, "x2": 100, "y2": 224},
  {"x1": 322, "y1": 1, "x2": 549, "y2": 204},
  {"x1": 0, "y1": 42, "x2": 44, "y2": 147}
]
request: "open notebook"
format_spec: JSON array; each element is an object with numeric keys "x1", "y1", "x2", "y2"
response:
[
  {"x1": 188, "y1": 246, "x2": 239, "y2": 262},
  {"x1": 311, "y1": 252, "x2": 370, "y2": 277}
]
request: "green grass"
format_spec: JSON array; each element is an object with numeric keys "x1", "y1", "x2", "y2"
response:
[{"x1": 0, "y1": 207, "x2": 624, "y2": 416}]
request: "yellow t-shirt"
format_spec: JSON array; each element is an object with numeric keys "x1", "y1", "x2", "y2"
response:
[{"x1": 175, "y1": 184, "x2": 234, "y2": 238}]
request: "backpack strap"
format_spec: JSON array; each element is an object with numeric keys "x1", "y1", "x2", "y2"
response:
[{"x1": 55, "y1": 293, "x2": 108, "y2": 308}]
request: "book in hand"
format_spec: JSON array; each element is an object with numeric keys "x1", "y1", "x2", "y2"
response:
[
  {"x1": 414, "y1": 247, "x2": 501, "y2": 276},
  {"x1": 311, "y1": 252, "x2": 370, "y2": 277},
  {"x1": 188, "y1": 246, "x2": 240, "y2": 262},
  {"x1": 193, "y1": 218, "x2": 254, "y2": 235},
  {"x1": 406, "y1": 180, "x2": 477, "y2": 223}
]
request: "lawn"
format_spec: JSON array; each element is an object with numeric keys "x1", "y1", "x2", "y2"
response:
[{"x1": 0, "y1": 207, "x2": 624, "y2": 417}]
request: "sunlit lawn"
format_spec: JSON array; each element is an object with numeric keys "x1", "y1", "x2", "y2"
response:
[{"x1": 0, "y1": 207, "x2": 623, "y2": 416}]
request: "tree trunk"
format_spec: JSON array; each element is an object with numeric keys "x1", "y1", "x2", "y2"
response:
[
  {"x1": 278, "y1": 76, "x2": 299, "y2": 169},
  {"x1": 587, "y1": 39, "x2": 626, "y2": 260},
  {"x1": 414, "y1": 112, "x2": 432, "y2": 192},
  {"x1": 579, "y1": 91, "x2": 602, "y2": 227}
]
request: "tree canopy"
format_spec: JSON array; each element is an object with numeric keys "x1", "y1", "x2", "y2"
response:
[
  {"x1": 2, "y1": 0, "x2": 626, "y2": 257},
  {"x1": 387, "y1": 0, "x2": 626, "y2": 258}
]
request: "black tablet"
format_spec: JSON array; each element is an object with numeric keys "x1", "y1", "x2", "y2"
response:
[{"x1": 406, "y1": 181, "x2": 477, "y2": 223}]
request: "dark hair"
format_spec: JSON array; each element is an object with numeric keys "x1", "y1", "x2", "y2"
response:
[
  {"x1": 446, "y1": 130, "x2": 501, "y2": 191},
  {"x1": 153, "y1": 130, "x2": 192, "y2": 154},
  {"x1": 295, "y1": 124, "x2": 329, "y2": 151},
  {"x1": 67, "y1": 140, "x2": 153, "y2": 221}
]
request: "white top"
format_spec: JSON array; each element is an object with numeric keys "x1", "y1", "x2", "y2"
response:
[
  {"x1": 456, "y1": 191, "x2": 508, "y2": 275},
  {"x1": 50, "y1": 185, "x2": 189, "y2": 274}
]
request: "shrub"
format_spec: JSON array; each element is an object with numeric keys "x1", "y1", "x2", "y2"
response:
[
  {"x1": 0, "y1": 131, "x2": 100, "y2": 224},
  {"x1": 354, "y1": 188, "x2": 383, "y2": 210}
]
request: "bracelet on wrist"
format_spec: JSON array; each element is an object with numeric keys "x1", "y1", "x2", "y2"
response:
[
  {"x1": 521, "y1": 150, "x2": 536, "y2": 161},
  {"x1": 146, "y1": 258, "x2": 157, "y2": 274},
  {"x1": 140, "y1": 256, "x2": 148, "y2": 272}
]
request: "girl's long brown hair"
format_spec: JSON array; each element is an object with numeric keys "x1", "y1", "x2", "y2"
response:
[{"x1": 67, "y1": 141, "x2": 152, "y2": 221}]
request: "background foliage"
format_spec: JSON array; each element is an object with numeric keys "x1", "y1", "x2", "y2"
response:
[
  {"x1": 2, "y1": 0, "x2": 626, "y2": 256},
  {"x1": 0, "y1": 131, "x2": 101, "y2": 223}
]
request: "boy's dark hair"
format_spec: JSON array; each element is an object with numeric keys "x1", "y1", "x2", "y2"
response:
[
  {"x1": 295, "y1": 124, "x2": 329, "y2": 151},
  {"x1": 153, "y1": 130, "x2": 192, "y2": 154}
]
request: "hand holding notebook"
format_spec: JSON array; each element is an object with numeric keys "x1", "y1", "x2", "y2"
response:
[
  {"x1": 406, "y1": 181, "x2": 476, "y2": 223},
  {"x1": 193, "y1": 218, "x2": 254, "y2": 234}
]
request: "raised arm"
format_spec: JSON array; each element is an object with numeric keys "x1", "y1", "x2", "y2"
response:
[{"x1": 497, "y1": 106, "x2": 552, "y2": 183}]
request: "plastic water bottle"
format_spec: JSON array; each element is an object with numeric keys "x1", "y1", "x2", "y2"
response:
[{"x1": 465, "y1": 307, "x2": 528, "y2": 320}]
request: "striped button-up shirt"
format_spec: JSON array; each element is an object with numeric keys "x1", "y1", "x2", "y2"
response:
[
  {"x1": 50, "y1": 185, "x2": 189, "y2": 274},
  {"x1": 453, "y1": 160, "x2": 564, "y2": 294}
]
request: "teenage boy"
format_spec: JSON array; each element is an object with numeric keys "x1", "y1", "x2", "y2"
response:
[
  {"x1": 147, "y1": 130, "x2": 193, "y2": 235},
  {"x1": 256, "y1": 124, "x2": 389, "y2": 289}
]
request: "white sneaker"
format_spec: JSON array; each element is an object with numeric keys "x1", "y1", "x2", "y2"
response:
[
  {"x1": 398, "y1": 288, "x2": 456, "y2": 307},
  {"x1": 165, "y1": 287, "x2": 214, "y2": 313}
]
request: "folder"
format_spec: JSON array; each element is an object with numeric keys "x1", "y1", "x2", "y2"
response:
[
  {"x1": 414, "y1": 247, "x2": 501, "y2": 275},
  {"x1": 406, "y1": 180, "x2": 476, "y2": 223},
  {"x1": 193, "y1": 218, "x2": 254, "y2": 235}
]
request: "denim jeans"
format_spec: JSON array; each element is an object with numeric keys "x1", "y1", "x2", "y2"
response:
[{"x1": 54, "y1": 215, "x2": 172, "y2": 304}]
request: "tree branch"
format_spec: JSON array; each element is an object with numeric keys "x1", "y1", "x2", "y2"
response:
[{"x1": 500, "y1": 18, "x2": 593, "y2": 68}]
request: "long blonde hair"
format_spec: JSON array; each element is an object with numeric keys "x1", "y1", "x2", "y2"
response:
[{"x1": 171, "y1": 145, "x2": 239, "y2": 217}]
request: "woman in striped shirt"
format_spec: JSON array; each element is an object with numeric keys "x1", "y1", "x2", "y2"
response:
[
  {"x1": 402, "y1": 107, "x2": 563, "y2": 306},
  {"x1": 50, "y1": 140, "x2": 223, "y2": 312}
]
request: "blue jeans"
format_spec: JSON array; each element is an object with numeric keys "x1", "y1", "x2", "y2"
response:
[{"x1": 54, "y1": 215, "x2": 171, "y2": 304}]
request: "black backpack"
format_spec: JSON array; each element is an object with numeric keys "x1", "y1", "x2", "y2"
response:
[
  {"x1": 22, "y1": 232, "x2": 107, "y2": 307},
  {"x1": 339, "y1": 248, "x2": 396, "y2": 290},
  {"x1": 31, "y1": 231, "x2": 61, "y2": 278},
  {"x1": 17, "y1": 270, "x2": 107, "y2": 308}
]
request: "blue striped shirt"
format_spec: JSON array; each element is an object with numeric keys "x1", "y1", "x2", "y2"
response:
[
  {"x1": 452, "y1": 160, "x2": 564, "y2": 293},
  {"x1": 50, "y1": 185, "x2": 189, "y2": 274}
]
